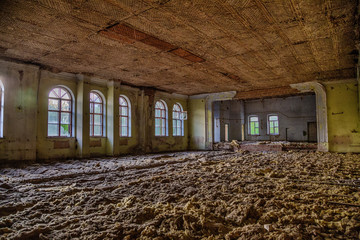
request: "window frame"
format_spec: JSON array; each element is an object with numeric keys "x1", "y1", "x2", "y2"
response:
[
  {"x1": 267, "y1": 114, "x2": 279, "y2": 135},
  {"x1": 90, "y1": 91, "x2": 104, "y2": 137},
  {"x1": 119, "y1": 95, "x2": 131, "y2": 137},
  {"x1": 172, "y1": 103, "x2": 184, "y2": 137},
  {"x1": 155, "y1": 100, "x2": 168, "y2": 137},
  {"x1": 248, "y1": 115, "x2": 260, "y2": 136},
  {"x1": 47, "y1": 87, "x2": 73, "y2": 138}
]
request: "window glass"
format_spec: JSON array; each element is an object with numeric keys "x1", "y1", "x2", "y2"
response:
[
  {"x1": 48, "y1": 87, "x2": 73, "y2": 137},
  {"x1": 172, "y1": 103, "x2": 184, "y2": 136},
  {"x1": 90, "y1": 91, "x2": 103, "y2": 137},
  {"x1": 155, "y1": 100, "x2": 168, "y2": 136},
  {"x1": 119, "y1": 95, "x2": 131, "y2": 137},
  {"x1": 249, "y1": 116, "x2": 259, "y2": 135},
  {"x1": 268, "y1": 115, "x2": 279, "y2": 135}
]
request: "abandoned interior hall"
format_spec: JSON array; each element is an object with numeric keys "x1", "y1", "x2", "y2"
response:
[{"x1": 0, "y1": 0, "x2": 360, "y2": 239}]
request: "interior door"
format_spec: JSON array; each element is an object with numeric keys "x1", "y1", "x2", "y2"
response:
[{"x1": 308, "y1": 122, "x2": 317, "y2": 142}]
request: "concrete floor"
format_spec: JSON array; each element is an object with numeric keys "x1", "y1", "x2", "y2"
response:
[{"x1": 0, "y1": 151, "x2": 359, "y2": 239}]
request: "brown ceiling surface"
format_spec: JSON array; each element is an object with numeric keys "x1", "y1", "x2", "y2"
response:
[{"x1": 0, "y1": 0, "x2": 357, "y2": 95}]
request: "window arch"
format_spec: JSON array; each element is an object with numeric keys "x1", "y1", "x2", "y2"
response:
[
  {"x1": 0, "y1": 80, "x2": 4, "y2": 138},
  {"x1": 155, "y1": 100, "x2": 168, "y2": 136},
  {"x1": 119, "y1": 95, "x2": 131, "y2": 137},
  {"x1": 48, "y1": 87, "x2": 72, "y2": 137},
  {"x1": 172, "y1": 103, "x2": 184, "y2": 136},
  {"x1": 90, "y1": 91, "x2": 104, "y2": 137}
]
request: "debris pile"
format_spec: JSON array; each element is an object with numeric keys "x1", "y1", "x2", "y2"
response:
[{"x1": 0, "y1": 151, "x2": 359, "y2": 239}]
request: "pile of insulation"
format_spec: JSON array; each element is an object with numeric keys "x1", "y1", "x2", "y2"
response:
[{"x1": 0, "y1": 151, "x2": 359, "y2": 239}]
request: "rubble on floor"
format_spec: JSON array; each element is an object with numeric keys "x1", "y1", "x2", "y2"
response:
[
  {"x1": 213, "y1": 140, "x2": 317, "y2": 152},
  {"x1": 0, "y1": 151, "x2": 359, "y2": 239}
]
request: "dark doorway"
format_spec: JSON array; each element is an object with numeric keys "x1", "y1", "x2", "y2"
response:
[{"x1": 308, "y1": 122, "x2": 317, "y2": 142}]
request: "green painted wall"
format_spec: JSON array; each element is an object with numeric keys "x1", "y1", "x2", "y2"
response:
[{"x1": 326, "y1": 81, "x2": 360, "y2": 152}]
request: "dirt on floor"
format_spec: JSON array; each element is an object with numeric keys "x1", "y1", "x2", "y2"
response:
[{"x1": 0, "y1": 151, "x2": 360, "y2": 240}]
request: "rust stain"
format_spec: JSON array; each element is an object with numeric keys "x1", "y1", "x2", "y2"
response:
[
  {"x1": 90, "y1": 139, "x2": 102, "y2": 147},
  {"x1": 53, "y1": 140, "x2": 70, "y2": 149}
]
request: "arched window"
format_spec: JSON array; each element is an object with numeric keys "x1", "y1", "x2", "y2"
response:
[
  {"x1": 0, "y1": 80, "x2": 4, "y2": 138},
  {"x1": 155, "y1": 100, "x2": 168, "y2": 136},
  {"x1": 119, "y1": 95, "x2": 131, "y2": 137},
  {"x1": 173, "y1": 103, "x2": 184, "y2": 136},
  {"x1": 90, "y1": 91, "x2": 104, "y2": 137},
  {"x1": 48, "y1": 87, "x2": 72, "y2": 137}
]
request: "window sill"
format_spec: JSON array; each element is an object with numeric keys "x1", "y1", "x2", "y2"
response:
[
  {"x1": 90, "y1": 136, "x2": 106, "y2": 138},
  {"x1": 47, "y1": 136, "x2": 75, "y2": 139}
]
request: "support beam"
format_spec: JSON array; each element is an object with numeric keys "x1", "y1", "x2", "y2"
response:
[
  {"x1": 76, "y1": 75, "x2": 90, "y2": 158},
  {"x1": 290, "y1": 82, "x2": 328, "y2": 152}
]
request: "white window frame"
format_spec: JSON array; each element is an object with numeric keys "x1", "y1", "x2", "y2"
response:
[
  {"x1": 248, "y1": 115, "x2": 260, "y2": 136},
  {"x1": 47, "y1": 86, "x2": 74, "y2": 138},
  {"x1": 90, "y1": 90, "x2": 106, "y2": 137},
  {"x1": 172, "y1": 103, "x2": 184, "y2": 136},
  {"x1": 155, "y1": 100, "x2": 168, "y2": 136},
  {"x1": 119, "y1": 95, "x2": 131, "y2": 137},
  {"x1": 267, "y1": 114, "x2": 279, "y2": 135}
]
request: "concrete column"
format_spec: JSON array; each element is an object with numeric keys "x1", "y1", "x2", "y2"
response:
[
  {"x1": 107, "y1": 80, "x2": 121, "y2": 156},
  {"x1": 76, "y1": 75, "x2": 90, "y2": 158},
  {"x1": 290, "y1": 82, "x2": 329, "y2": 152},
  {"x1": 240, "y1": 100, "x2": 245, "y2": 141},
  {"x1": 189, "y1": 91, "x2": 236, "y2": 150},
  {"x1": 137, "y1": 89, "x2": 146, "y2": 152},
  {"x1": 106, "y1": 81, "x2": 115, "y2": 156}
]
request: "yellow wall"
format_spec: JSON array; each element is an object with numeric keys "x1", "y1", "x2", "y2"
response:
[
  {"x1": 0, "y1": 60, "x2": 189, "y2": 162},
  {"x1": 188, "y1": 98, "x2": 206, "y2": 150},
  {"x1": 326, "y1": 81, "x2": 360, "y2": 152}
]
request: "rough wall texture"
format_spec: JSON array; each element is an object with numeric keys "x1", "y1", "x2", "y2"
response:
[
  {"x1": 0, "y1": 61, "x2": 39, "y2": 161},
  {"x1": 188, "y1": 98, "x2": 206, "y2": 150},
  {"x1": 213, "y1": 95, "x2": 317, "y2": 142},
  {"x1": 244, "y1": 95, "x2": 317, "y2": 141},
  {"x1": 326, "y1": 81, "x2": 360, "y2": 152},
  {"x1": 0, "y1": 60, "x2": 188, "y2": 162}
]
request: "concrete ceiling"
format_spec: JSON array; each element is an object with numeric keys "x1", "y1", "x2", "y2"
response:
[{"x1": 0, "y1": 0, "x2": 358, "y2": 96}]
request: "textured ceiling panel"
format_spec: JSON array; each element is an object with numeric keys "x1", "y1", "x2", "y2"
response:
[{"x1": 0, "y1": 0, "x2": 358, "y2": 96}]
